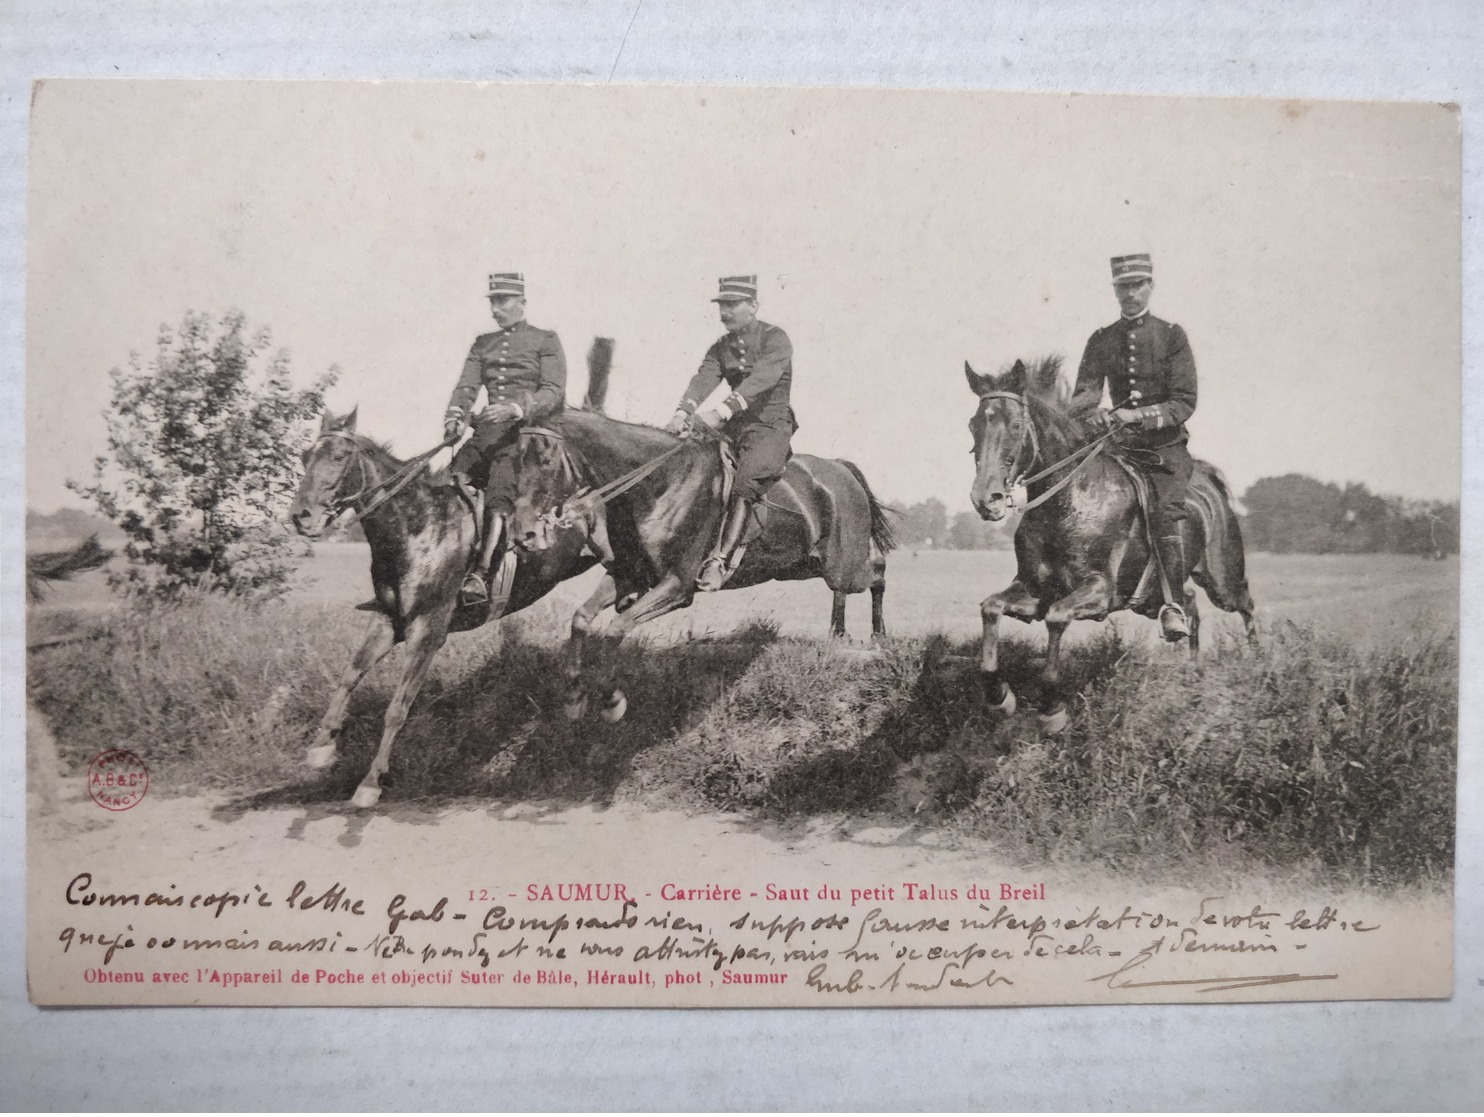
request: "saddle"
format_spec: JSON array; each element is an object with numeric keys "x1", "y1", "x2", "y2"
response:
[
  {"x1": 718, "y1": 439, "x2": 738, "y2": 506},
  {"x1": 708, "y1": 438, "x2": 782, "y2": 554},
  {"x1": 1109, "y1": 449, "x2": 1176, "y2": 611}
]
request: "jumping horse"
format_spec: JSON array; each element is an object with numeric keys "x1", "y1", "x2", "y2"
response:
[
  {"x1": 288, "y1": 407, "x2": 598, "y2": 807},
  {"x1": 507, "y1": 412, "x2": 896, "y2": 723},
  {"x1": 966, "y1": 356, "x2": 1256, "y2": 733}
]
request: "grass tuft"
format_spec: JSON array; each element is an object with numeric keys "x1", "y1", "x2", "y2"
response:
[{"x1": 28, "y1": 597, "x2": 1455, "y2": 887}]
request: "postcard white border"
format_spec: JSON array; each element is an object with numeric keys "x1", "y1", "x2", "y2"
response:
[{"x1": 2, "y1": 0, "x2": 1480, "y2": 1109}]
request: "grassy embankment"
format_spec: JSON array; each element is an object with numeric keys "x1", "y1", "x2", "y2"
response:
[{"x1": 28, "y1": 595, "x2": 1455, "y2": 887}]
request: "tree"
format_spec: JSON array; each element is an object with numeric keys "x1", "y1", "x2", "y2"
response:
[
  {"x1": 895, "y1": 499, "x2": 949, "y2": 548},
  {"x1": 1241, "y1": 474, "x2": 1345, "y2": 553},
  {"x1": 947, "y1": 510, "x2": 1014, "y2": 550},
  {"x1": 1241, "y1": 473, "x2": 1459, "y2": 556},
  {"x1": 69, "y1": 310, "x2": 337, "y2": 599}
]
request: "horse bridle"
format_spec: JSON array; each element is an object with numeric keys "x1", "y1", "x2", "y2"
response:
[
  {"x1": 974, "y1": 391, "x2": 1041, "y2": 489},
  {"x1": 307, "y1": 430, "x2": 377, "y2": 517},
  {"x1": 974, "y1": 389, "x2": 1124, "y2": 512},
  {"x1": 306, "y1": 429, "x2": 458, "y2": 527}
]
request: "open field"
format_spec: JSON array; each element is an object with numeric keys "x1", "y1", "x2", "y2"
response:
[
  {"x1": 31, "y1": 543, "x2": 1460, "y2": 648},
  {"x1": 26, "y1": 548, "x2": 1457, "y2": 887}
]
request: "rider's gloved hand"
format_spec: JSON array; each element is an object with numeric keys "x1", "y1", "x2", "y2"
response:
[
  {"x1": 664, "y1": 410, "x2": 690, "y2": 435},
  {"x1": 1082, "y1": 409, "x2": 1114, "y2": 435},
  {"x1": 1111, "y1": 407, "x2": 1143, "y2": 429},
  {"x1": 483, "y1": 401, "x2": 523, "y2": 424},
  {"x1": 443, "y1": 416, "x2": 466, "y2": 441},
  {"x1": 694, "y1": 409, "x2": 727, "y2": 432}
]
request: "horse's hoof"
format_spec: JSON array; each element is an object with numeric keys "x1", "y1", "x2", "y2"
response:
[
  {"x1": 305, "y1": 744, "x2": 338, "y2": 770},
  {"x1": 993, "y1": 685, "x2": 1017, "y2": 716},
  {"x1": 599, "y1": 690, "x2": 628, "y2": 723},
  {"x1": 564, "y1": 694, "x2": 589, "y2": 721},
  {"x1": 350, "y1": 785, "x2": 382, "y2": 809},
  {"x1": 1038, "y1": 707, "x2": 1069, "y2": 735}
]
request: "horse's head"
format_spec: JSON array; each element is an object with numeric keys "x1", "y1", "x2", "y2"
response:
[
  {"x1": 510, "y1": 428, "x2": 580, "y2": 553},
  {"x1": 290, "y1": 407, "x2": 364, "y2": 538},
  {"x1": 966, "y1": 360, "x2": 1039, "y2": 522}
]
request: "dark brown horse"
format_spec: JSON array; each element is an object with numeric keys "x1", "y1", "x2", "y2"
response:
[
  {"x1": 966, "y1": 357, "x2": 1256, "y2": 733},
  {"x1": 507, "y1": 410, "x2": 895, "y2": 721},
  {"x1": 288, "y1": 408, "x2": 597, "y2": 806}
]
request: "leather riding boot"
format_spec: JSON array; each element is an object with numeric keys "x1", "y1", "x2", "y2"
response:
[
  {"x1": 451, "y1": 472, "x2": 484, "y2": 536},
  {"x1": 1156, "y1": 533, "x2": 1190, "y2": 641},
  {"x1": 462, "y1": 510, "x2": 505, "y2": 605},
  {"x1": 697, "y1": 496, "x2": 755, "y2": 592}
]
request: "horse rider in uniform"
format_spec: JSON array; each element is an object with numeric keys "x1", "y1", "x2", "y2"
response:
[
  {"x1": 1072, "y1": 253, "x2": 1198, "y2": 642},
  {"x1": 444, "y1": 272, "x2": 567, "y2": 605},
  {"x1": 665, "y1": 275, "x2": 798, "y2": 592}
]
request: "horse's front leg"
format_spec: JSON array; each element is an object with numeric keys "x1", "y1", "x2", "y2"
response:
[
  {"x1": 830, "y1": 591, "x2": 847, "y2": 638},
  {"x1": 1038, "y1": 576, "x2": 1115, "y2": 735},
  {"x1": 352, "y1": 613, "x2": 448, "y2": 809},
  {"x1": 307, "y1": 614, "x2": 397, "y2": 770},
  {"x1": 565, "y1": 572, "x2": 618, "y2": 721},
  {"x1": 585, "y1": 571, "x2": 694, "y2": 723},
  {"x1": 980, "y1": 580, "x2": 1040, "y2": 714}
]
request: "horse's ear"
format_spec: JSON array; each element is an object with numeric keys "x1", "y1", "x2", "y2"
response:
[
  {"x1": 965, "y1": 362, "x2": 992, "y2": 397},
  {"x1": 319, "y1": 409, "x2": 335, "y2": 433},
  {"x1": 1003, "y1": 358, "x2": 1028, "y2": 392},
  {"x1": 341, "y1": 406, "x2": 358, "y2": 433}
]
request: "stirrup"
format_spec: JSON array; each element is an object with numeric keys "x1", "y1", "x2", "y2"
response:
[
  {"x1": 695, "y1": 554, "x2": 733, "y2": 593},
  {"x1": 486, "y1": 550, "x2": 517, "y2": 618},
  {"x1": 460, "y1": 571, "x2": 489, "y2": 607},
  {"x1": 1159, "y1": 603, "x2": 1190, "y2": 642}
]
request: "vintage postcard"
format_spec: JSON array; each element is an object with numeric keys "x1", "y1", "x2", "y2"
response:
[{"x1": 25, "y1": 81, "x2": 1458, "y2": 1006}]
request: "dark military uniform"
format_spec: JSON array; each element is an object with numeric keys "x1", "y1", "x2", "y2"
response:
[
  {"x1": 447, "y1": 321, "x2": 567, "y2": 512},
  {"x1": 1072, "y1": 310, "x2": 1197, "y2": 540},
  {"x1": 678, "y1": 318, "x2": 796, "y2": 502}
]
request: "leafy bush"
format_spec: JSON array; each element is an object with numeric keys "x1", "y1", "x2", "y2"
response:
[{"x1": 69, "y1": 310, "x2": 337, "y2": 600}]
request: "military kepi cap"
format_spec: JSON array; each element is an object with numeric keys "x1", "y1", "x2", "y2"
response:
[
  {"x1": 1110, "y1": 254, "x2": 1153, "y2": 283},
  {"x1": 487, "y1": 272, "x2": 525, "y2": 298},
  {"x1": 711, "y1": 275, "x2": 758, "y2": 302}
]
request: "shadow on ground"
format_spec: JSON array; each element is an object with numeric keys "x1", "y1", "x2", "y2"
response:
[{"x1": 218, "y1": 623, "x2": 783, "y2": 816}]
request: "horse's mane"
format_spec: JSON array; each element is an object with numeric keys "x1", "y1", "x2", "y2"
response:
[
  {"x1": 993, "y1": 355, "x2": 1093, "y2": 458},
  {"x1": 547, "y1": 408, "x2": 696, "y2": 484},
  {"x1": 348, "y1": 432, "x2": 398, "y2": 459}
]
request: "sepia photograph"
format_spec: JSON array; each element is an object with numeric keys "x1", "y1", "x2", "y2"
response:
[{"x1": 24, "y1": 80, "x2": 1458, "y2": 1008}]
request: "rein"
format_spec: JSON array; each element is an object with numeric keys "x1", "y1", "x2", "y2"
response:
[
  {"x1": 976, "y1": 391, "x2": 1118, "y2": 513},
  {"x1": 315, "y1": 430, "x2": 460, "y2": 530},
  {"x1": 546, "y1": 430, "x2": 695, "y2": 527}
]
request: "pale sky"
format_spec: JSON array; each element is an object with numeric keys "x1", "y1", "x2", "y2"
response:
[{"x1": 27, "y1": 81, "x2": 1460, "y2": 513}]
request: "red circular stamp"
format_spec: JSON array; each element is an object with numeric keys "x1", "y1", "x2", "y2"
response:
[{"x1": 87, "y1": 749, "x2": 149, "y2": 811}]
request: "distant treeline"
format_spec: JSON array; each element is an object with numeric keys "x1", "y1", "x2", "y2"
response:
[
  {"x1": 1239, "y1": 474, "x2": 1458, "y2": 556},
  {"x1": 29, "y1": 472, "x2": 1457, "y2": 559},
  {"x1": 887, "y1": 474, "x2": 1459, "y2": 556},
  {"x1": 886, "y1": 499, "x2": 1015, "y2": 552},
  {"x1": 25, "y1": 507, "x2": 365, "y2": 549},
  {"x1": 25, "y1": 508, "x2": 125, "y2": 550}
]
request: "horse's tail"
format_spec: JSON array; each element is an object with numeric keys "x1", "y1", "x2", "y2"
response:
[
  {"x1": 1189, "y1": 462, "x2": 1255, "y2": 616},
  {"x1": 838, "y1": 460, "x2": 897, "y2": 554},
  {"x1": 583, "y1": 337, "x2": 614, "y2": 413},
  {"x1": 26, "y1": 535, "x2": 113, "y2": 603}
]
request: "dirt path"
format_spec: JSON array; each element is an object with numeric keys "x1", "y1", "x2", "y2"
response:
[
  {"x1": 32, "y1": 781, "x2": 1018, "y2": 892},
  {"x1": 28, "y1": 773, "x2": 1451, "y2": 1010}
]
